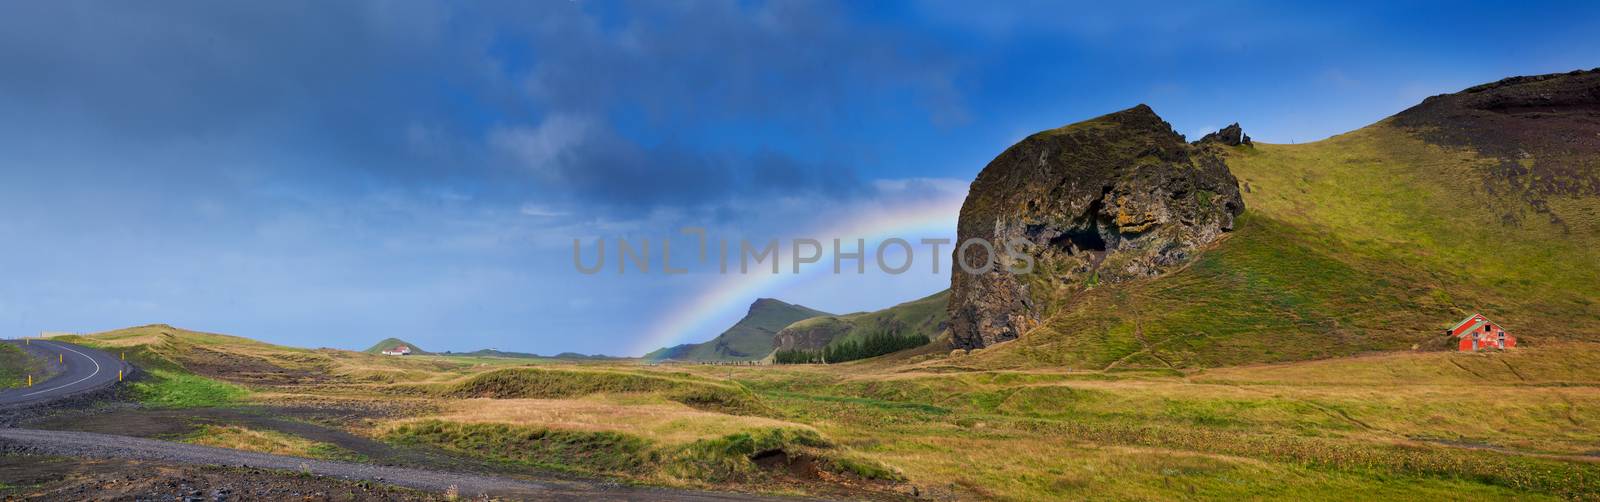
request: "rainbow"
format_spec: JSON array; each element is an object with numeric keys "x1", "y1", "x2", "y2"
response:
[{"x1": 631, "y1": 194, "x2": 964, "y2": 356}]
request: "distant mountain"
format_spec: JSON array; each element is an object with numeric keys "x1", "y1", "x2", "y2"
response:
[
  {"x1": 773, "y1": 290, "x2": 949, "y2": 353},
  {"x1": 363, "y1": 338, "x2": 428, "y2": 355},
  {"x1": 645, "y1": 298, "x2": 832, "y2": 362},
  {"x1": 440, "y1": 348, "x2": 625, "y2": 360}
]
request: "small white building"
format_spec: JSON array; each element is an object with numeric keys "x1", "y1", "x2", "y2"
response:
[{"x1": 381, "y1": 345, "x2": 412, "y2": 356}]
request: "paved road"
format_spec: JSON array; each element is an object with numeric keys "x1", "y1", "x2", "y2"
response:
[{"x1": 0, "y1": 339, "x2": 130, "y2": 407}]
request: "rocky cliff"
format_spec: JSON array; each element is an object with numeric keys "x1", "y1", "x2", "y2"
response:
[{"x1": 948, "y1": 105, "x2": 1246, "y2": 349}]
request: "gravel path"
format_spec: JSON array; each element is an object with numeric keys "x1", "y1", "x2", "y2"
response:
[{"x1": 0, "y1": 428, "x2": 802, "y2": 501}]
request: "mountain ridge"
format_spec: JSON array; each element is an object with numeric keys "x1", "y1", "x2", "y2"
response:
[{"x1": 644, "y1": 298, "x2": 832, "y2": 362}]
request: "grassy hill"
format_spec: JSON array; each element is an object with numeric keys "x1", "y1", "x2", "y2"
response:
[
  {"x1": 54, "y1": 324, "x2": 518, "y2": 390},
  {"x1": 774, "y1": 290, "x2": 949, "y2": 353},
  {"x1": 645, "y1": 298, "x2": 832, "y2": 362},
  {"x1": 956, "y1": 70, "x2": 1600, "y2": 370},
  {"x1": 364, "y1": 338, "x2": 428, "y2": 355}
]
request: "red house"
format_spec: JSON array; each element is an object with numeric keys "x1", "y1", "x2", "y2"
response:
[{"x1": 1446, "y1": 313, "x2": 1514, "y2": 351}]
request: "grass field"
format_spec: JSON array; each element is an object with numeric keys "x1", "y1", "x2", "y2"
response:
[{"x1": 50, "y1": 323, "x2": 1600, "y2": 500}]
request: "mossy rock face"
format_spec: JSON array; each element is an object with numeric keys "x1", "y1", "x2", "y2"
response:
[{"x1": 950, "y1": 104, "x2": 1245, "y2": 349}]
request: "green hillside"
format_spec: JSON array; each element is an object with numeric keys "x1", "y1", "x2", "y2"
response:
[
  {"x1": 962, "y1": 70, "x2": 1600, "y2": 370},
  {"x1": 363, "y1": 338, "x2": 429, "y2": 355},
  {"x1": 644, "y1": 298, "x2": 832, "y2": 361},
  {"x1": 774, "y1": 289, "x2": 949, "y2": 352}
]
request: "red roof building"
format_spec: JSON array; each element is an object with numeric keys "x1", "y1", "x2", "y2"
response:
[{"x1": 1446, "y1": 313, "x2": 1514, "y2": 351}]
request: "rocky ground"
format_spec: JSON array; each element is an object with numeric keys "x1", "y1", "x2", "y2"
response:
[{"x1": 0, "y1": 454, "x2": 444, "y2": 501}]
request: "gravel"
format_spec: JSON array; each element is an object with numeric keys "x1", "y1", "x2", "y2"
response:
[{"x1": 0, "y1": 428, "x2": 806, "y2": 501}]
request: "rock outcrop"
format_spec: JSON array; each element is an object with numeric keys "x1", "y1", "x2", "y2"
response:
[
  {"x1": 948, "y1": 105, "x2": 1246, "y2": 349},
  {"x1": 1198, "y1": 123, "x2": 1252, "y2": 146}
]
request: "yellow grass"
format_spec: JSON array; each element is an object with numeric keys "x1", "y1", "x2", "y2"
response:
[
  {"x1": 184, "y1": 425, "x2": 358, "y2": 461},
  {"x1": 386, "y1": 394, "x2": 810, "y2": 447}
]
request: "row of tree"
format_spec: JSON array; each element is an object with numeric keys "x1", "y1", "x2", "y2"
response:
[{"x1": 774, "y1": 331, "x2": 931, "y2": 364}]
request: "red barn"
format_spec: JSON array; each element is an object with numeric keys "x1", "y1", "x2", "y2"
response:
[{"x1": 1446, "y1": 313, "x2": 1514, "y2": 351}]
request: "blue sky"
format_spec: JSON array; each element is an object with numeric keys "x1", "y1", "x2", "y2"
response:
[{"x1": 1, "y1": 1, "x2": 1597, "y2": 355}]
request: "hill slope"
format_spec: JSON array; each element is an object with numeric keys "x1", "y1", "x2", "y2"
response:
[
  {"x1": 773, "y1": 290, "x2": 950, "y2": 352},
  {"x1": 363, "y1": 338, "x2": 428, "y2": 355},
  {"x1": 645, "y1": 299, "x2": 831, "y2": 362},
  {"x1": 952, "y1": 69, "x2": 1600, "y2": 370}
]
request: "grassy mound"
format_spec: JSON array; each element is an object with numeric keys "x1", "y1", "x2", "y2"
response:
[
  {"x1": 185, "y1": 425, "x2": 364, "y2": 462},
  {"x1": 389, "y1": 420, "x2": 656, "y2": 475},
  {"x1": 387, "y1": 420, "x2": 900, "y2": 485},
  {"x1": 130, "y1": 369, "x2": 248, "y2": 408},
  {"x1": 442, "y1": 367, "x2": 770, "y2": 416}
]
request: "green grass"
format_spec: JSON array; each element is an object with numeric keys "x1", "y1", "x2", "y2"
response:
[
  {"x1": 131, "y1": 369, "x2": 248, "y2": 408},
  {"x1": 388, "y1": 420, "x2": 657, "y2": 476},
  {"x1": 0, "y1": 344, "x2": 40, "y2": 389}
]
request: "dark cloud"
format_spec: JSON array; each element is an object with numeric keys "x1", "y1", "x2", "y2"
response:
[
  {"x1": 1, "y1": 1, "x2": 962, "y2": 216},
  {"x1": 490, "y1": 117, "x2": 869, "y2": 214},
  {"x1": 505, "y1": 1, "x2": 966, "y2": 124}
]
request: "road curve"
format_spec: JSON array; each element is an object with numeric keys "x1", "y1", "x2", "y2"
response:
[{"x1": 0, "y1": 339, "x2": 130, "y2": 407}]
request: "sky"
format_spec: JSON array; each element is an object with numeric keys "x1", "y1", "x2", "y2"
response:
[{"x1": 1, "y1": 1, "x2": 1597, "y2": 355}]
